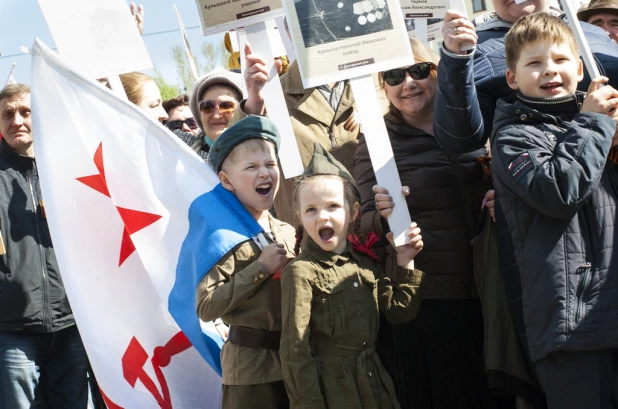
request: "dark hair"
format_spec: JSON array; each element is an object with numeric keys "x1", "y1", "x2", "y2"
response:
[{"x1": 162, "y1": 94, "x2": 190, "y2": 114}]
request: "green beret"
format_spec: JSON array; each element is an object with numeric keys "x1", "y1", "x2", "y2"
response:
[
  {"x1": 207, "y1": 116, "x2": 281, "y2": 171},
  {"x1": 305, "y1": 143, "x2": 360, "y2": 198}
]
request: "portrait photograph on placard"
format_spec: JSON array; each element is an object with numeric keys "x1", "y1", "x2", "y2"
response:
[
  {"x1": 283, "y1": 0, "x2": 412, "y2": 88},
  {"x1": 195, "y1": 0, "x2": 284, "y2": 35}
]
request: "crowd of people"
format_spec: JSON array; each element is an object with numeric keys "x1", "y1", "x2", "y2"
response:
[{"x1": 2, "y1": 0, "x2": 618, "y2": 408}]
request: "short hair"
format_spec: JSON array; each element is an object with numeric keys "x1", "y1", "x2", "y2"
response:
[
  {"x1": 162, "y1": 94, "x2": 189, "y2": 114},
  {"x1": 0, "y1": 84, "x2": 31, "y2": 104},
  {"x1": 220, "y1": 138, "x2": 277, "y2": 172},
  {"x1": 505, "y1": 13, "x2": 578, "y2": 71},
  {"x1": 119, "y1": 72, "x2": 153, "y2": 105}
]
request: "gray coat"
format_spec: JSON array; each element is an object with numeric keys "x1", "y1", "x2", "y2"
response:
[{"x1": 491, "y1": 92, "x2": 618, "y2": 361}]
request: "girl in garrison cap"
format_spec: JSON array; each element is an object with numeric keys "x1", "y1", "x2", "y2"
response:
[{"x1": 279, "y1": 144, "x2": 424, "y2": 408}]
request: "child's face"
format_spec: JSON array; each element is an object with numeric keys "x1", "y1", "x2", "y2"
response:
[
  {"x1": 219, "y1": 142, "x2": 279, "y2": 220},
  {"x1": 506, "y1": 40, "x2": 583, "y2": 99},
  {"x1": 297, "y1": 176, "x2": 359, "y2": 254}
]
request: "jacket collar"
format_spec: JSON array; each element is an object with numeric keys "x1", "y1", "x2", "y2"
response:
[
  {"x1": 384, "y1": 113, "x2": 431, "y2": 137},
  {"x1": 0, "y1": 139, "x2": 35, "y2": 170},
  {"x1": 302, "y1": 236, "x2": 363, "y2": 267},
  {"x1": 516, "y1": 92, "x2": 584, "y2": 115},
  {"x1": 282, "y1": 61, "x2": 354, "y2": 127}
]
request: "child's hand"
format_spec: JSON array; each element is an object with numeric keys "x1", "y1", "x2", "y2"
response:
[
  {"x1": 372, "y1": 185, "x2": 410, "y2": 218},
  {"x1": 387, "y1": 222, "x2": 423, "y2": 270},
  {"x1": 582, "y1": 76, "x2": 618, "y2": 116},
  {"x1": 482, "y1": 189, "x2": 496, "y2": 222},
  {"x1": 442, "y1": 10, "x2": 478, "y2": 55},
  {"x1": 257, "y1": 243, "x2": 289, "y2": 275}
]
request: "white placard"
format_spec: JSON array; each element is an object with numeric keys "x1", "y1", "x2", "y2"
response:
[
  {"x1": 37, "y1": 0, "x2": 152, "y2": 79},
  {"x1": 407, "y1": 18, "x2": 444, "y2": 42},
  {"x1": 282, "y1": 0, "x2": 414, "y2": 88},
  {"x1": 238, "y1": 30, "x2": 249, "y2": 99},
  {"x1": 245, "y1": 21, "x2": 304, "y2": 179},
  {"x1": 274, "y1": 15, "x2": 296, "y2": 63},
  {"x1": 265, "y1": 19, "x2": 287, "y2": 57},
  {"x1": 447, "y1": 0, "x2": 474, "y2": 51},
  {"x1": 561, "y1": 0, "x2": 601, "y2": 79},
  {"x1": 400, "y1": 0, "x2": 449, "y2": 18},
  {"x1": 349, "y1": 75, "x2": 412, "y2": 247},
  {"x1": 415, "y1": 18, "x2": 428, "y2": 43},
  {"x1": 195, "y1": 0, "x2": 284, "y2": 35},
  {"x1": 228, "y1": 31, "x2": 240, "y2": 52}
]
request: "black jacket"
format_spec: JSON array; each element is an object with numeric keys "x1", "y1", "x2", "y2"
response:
[
  {"x1": 354, "y1": 115, "x2": 489, "y2": 299},
  {"x1": 491, "y1": 93, "x2": 618, "y2": 361},
  {"x1": 0, "y1": 140, "x2": 73, "y2": 332}
]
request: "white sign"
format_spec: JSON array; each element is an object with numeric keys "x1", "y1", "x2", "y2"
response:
[
  {"x1": 400, "y1": 0, "x2": 449, "y2": 18},
  {"x1": 195, "y1": 0, "x2": 284, "y2": 35},
  {"x1": 38, "y1": 0, "x2": 152, "y2": 79}
]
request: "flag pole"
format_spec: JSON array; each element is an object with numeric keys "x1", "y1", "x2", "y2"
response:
[
  {"x1": 173, "y1": 4, "x2": 200, "y2": 80},
  {"x1": 5, "y1": 62, "x2": 16, "y2": 86},
  {"x1": 561, "y1": 0, "x2": 601, "y2": 79}
]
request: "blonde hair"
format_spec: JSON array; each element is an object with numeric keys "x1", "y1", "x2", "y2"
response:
[
  {"x1": 505, "y1": 12, "x2": 578, "y2": 71},
  {"x1": 119, "y1": 72, "x2": 153, "y2": 106},
  {"x1": 378, "y1": 37, "x2": 439, "y2": 121}
]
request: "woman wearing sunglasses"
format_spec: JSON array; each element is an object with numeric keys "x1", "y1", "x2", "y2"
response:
[
  {"x1": 353, "y1": 38, "x2": 492, "y2": 409},
  {"x1": 188, "y1": 68, "x2": 243, "y2": 156}
]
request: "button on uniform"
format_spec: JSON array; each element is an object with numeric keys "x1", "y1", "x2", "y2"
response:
[{"x1": 353, "y1": 282, "x2": 359, "y2": 288}]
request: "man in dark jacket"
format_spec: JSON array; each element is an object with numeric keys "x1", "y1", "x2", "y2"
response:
[{"x1": 0, "y1": 84, "x2": 89, "y2": 408}]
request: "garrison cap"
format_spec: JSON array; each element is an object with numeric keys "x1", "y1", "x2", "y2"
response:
[
  {"x1": 304, "y1": 143, "x2": 360, "y2": 198},
  {"x1": 207, "y1": 116, "x2": 281, "y2": 172}
]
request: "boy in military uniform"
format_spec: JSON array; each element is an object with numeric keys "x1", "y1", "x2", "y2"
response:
[{"x1": 196, "y1": 116, "x2": 296, "y2": 409}]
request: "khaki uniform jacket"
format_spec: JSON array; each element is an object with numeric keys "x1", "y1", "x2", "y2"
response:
[
  {"x1": 229, "y1": 61, "x2": 360, "y2": 226},
  {"x1": 196, "y1": 215, "x2": 296, "y2": 385},
  {"x1": 280, "y1": 238, "x2": 424, "y2": 409}
]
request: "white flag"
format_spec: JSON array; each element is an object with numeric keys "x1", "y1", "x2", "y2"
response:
[{"x1": 31, "y1": 39, "x2": 264, "y2": 408}]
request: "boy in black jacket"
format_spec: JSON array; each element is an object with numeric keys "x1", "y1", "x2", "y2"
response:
[{"x1": 491, "y1": 12, "x2": 618, "y2": 408}]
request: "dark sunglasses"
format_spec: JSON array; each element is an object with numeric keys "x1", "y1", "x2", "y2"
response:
[
  {"x1": 165, "y1": 118, "x2": 198, "y2": 132},
  {"x1": 198, "y1": 100, "x2": 237, "y2": 115},
  {"x1": 382, "y1": 62, "x2": 436, "y2": 86}
]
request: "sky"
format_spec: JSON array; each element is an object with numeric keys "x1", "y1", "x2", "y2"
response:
[{"x1": 0, "y1": 0, "x2": 225, "y2": 89}]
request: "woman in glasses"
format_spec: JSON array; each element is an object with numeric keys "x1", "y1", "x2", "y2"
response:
[
  {"x1": 188, "y1": 68, "x2": 243, "y2": 156},
  {"x1": 352, "y1": 38, "x2": 492, "y2": 409}
]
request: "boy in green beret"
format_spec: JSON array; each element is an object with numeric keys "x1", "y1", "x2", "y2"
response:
[{"x1": 196, "y1": 116, "x2": 296, "y2": 408}]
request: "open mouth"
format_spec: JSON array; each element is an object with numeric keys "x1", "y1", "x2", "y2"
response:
[
  {"x1": 255, "y1": 183, "x2": 273, "y2": 196},
  {"x1": 319, "y1": 227, "x2": 335, "y2": 242},
  {"x1": 541, "y1": 82, "x2": 562, "y2": 91}
]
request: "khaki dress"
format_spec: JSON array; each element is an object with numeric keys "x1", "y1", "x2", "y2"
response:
[
  {"x1": 196, "y1": 215, "x2": 295, "y2": 407},
  {"x1": 280, "y1": 238, "x2": 424, "y2": 409}
]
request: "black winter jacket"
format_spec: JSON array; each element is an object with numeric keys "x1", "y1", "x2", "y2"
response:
[
  {"x1": 491, "y1": 93, "x2": 618, "y2": 361},
  {"x1": 353, "y1": 116, "x2": 489, "y2": 299},
  {"x1": 0, "y1": 140, "x2": 73, "y2": 332}
]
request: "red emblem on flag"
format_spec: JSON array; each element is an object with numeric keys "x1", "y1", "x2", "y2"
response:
[{"x1": 76, "y1": 142, "x2": 162, "y2": 266}]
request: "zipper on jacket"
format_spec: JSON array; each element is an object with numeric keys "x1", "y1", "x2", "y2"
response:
[
  {"x1": 574, "y1": 262, "x2": 592, "y2": 325},
  {"x1": 29, "y1": 161, "x2": 50, "y2": 331}
]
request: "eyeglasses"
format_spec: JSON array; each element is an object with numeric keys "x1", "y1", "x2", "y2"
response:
[
  {"x1": 382, "y1": 62, "x2": 436, "y2": 86},
  {"x1": 165, "y1": 118, "x2": 198, "y2": 132},
  {"x1": 198, "y1": 100, "x2": 237, "y2": 116}
]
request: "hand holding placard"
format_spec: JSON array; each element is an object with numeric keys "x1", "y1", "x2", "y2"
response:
[
  {"x1": 442, "y1": 10, "x2": 477, "y2": 55},
  {"x1": 447, "y1": 0, "x2": 474, "y2": 52}
]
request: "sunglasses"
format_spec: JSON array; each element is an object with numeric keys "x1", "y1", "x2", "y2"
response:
[
  {"x1": 382, "y1": 62, "x2": 436, "y2": 86},
  {"x1": 165, "y1": 118, "x2": 198, "y2": 132},
  {"x1": 198, "y1": 100, "x2": 237, "y2": 116}
]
